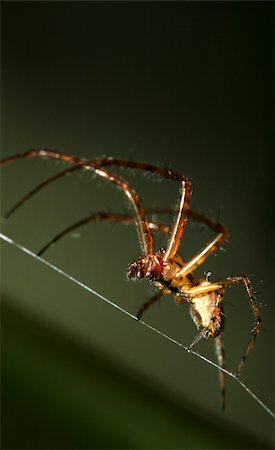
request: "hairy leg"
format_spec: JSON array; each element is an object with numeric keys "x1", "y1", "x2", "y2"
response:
[
  {"x1": 37, "y1": 212, "x2": 170, "y2": 257},
  {"x1": 223, "y1": 276, "x2": 262, "y2": 375}
]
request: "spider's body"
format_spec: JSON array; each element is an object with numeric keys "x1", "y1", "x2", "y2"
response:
[
  {"x1": 0, "y1": 149, "x2": 263, "y2": 409},
  {"x1": 127, "y1": 250, "x2": 225, "y2": 341}
]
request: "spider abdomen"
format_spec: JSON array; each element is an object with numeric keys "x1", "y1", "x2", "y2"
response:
[{"x1": 189, "y1": 291, "x2": 224, "y2": 339}]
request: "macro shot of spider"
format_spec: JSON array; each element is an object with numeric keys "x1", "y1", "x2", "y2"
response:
[{"x1": 0, "y1": 149, "x2": 263, "y2": 410}]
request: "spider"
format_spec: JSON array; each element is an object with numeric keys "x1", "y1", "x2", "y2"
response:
[{"x1": 0, "y1": 149, "x2": 263, "y2": 409}]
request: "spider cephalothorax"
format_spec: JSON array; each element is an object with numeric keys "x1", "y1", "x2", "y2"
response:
[
  {"x1": 127, "y1": 250, "x2": 192, "y2": 285},
  {"x1": 0, "y1": 149, "x2": 263, "y2": 410},
  {"x1": 127, "y1": 249, "x2": 165, "y2": 282}
]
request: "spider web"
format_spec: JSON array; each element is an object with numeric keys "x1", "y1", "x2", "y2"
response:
[{"x1": 1, "y1": 231, "x2": 274, "y2": 421}]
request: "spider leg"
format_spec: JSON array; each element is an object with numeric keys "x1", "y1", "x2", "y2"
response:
[
  {"x1": 1, "y1": 150, "x2": 155, "y2": 256},
  {"x1": 36, "y1": 207, "x2": 225, "y2": 258},
  {"x1": 95, "y1": 159, "x2": 192, "y2": 255},
  {"x1": 176, "y1": 282, "x2": 225, "y2": 298},
  {"x1": 1, "y1": 151, "x2": 191, "y2": 211},
  {"x1": 223, "y1": 276, "x2": 263, "y2": 376},
  {"x1": 101, "y1": 157, "x2": 196, "y2": 261},
  {"x1": 174, "y1": 224, "x2": 228, "y2": 279},
  {"x1": 2, "y1": 152, "x2": 215, "y2": 240},
  {"x1": 34, "y1": 207, "x2": 229, "y2": 258},
  {"x1": 188, "y1": 330, "x2": 204, "y2": 349},
  {"x1": 1, "y1": 150, "x2": 193, "y2": 257},
  {"x1": 0, "y1": 150, "x2": 88, "y2": 218},
  {"x1": 215, "y1": 335, "x2": 226, "y2": 410},
  {"x1": 2, "y1": 150, "x2": 225, "y2": 259},
  {"x1": 136, "y1": 290, "x2": 163, "y2": 320},
  {"x1": 0, "y1": 149, "x2": 85, "y2": 167},
  {"x1": 1, "y1": 150, "x2": 231, "y2": 265},
  {"x1": 3, "y1": 165, "x2": 83, "y2": 219},
  {"x1": 163, "y1": 179, "x2": 192, "y2": 262},
  {"x1": 37, "y1": 212, "x2": 170, "y2": 257}
]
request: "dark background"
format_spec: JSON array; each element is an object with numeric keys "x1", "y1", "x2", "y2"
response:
[{"x1": 1, "y1": 2, "x2": 273, "y2": 448}]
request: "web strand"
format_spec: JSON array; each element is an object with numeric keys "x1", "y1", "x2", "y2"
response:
[{"x1": 1, "y1": 231, "x2": 274, "y2": 420}]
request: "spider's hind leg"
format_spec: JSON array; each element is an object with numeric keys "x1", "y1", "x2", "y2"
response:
[{"x1": 223, "y1": 276, "x2": 263, "y2": 376}]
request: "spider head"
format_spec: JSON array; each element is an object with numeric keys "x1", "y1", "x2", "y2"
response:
[{"x1": 127, "y1": 250, "x2": 165, "y2": 282}]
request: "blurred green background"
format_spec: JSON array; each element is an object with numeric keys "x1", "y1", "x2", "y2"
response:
[{"x1": 1, "y1": 2, "x2": 273, "y2": 449}]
